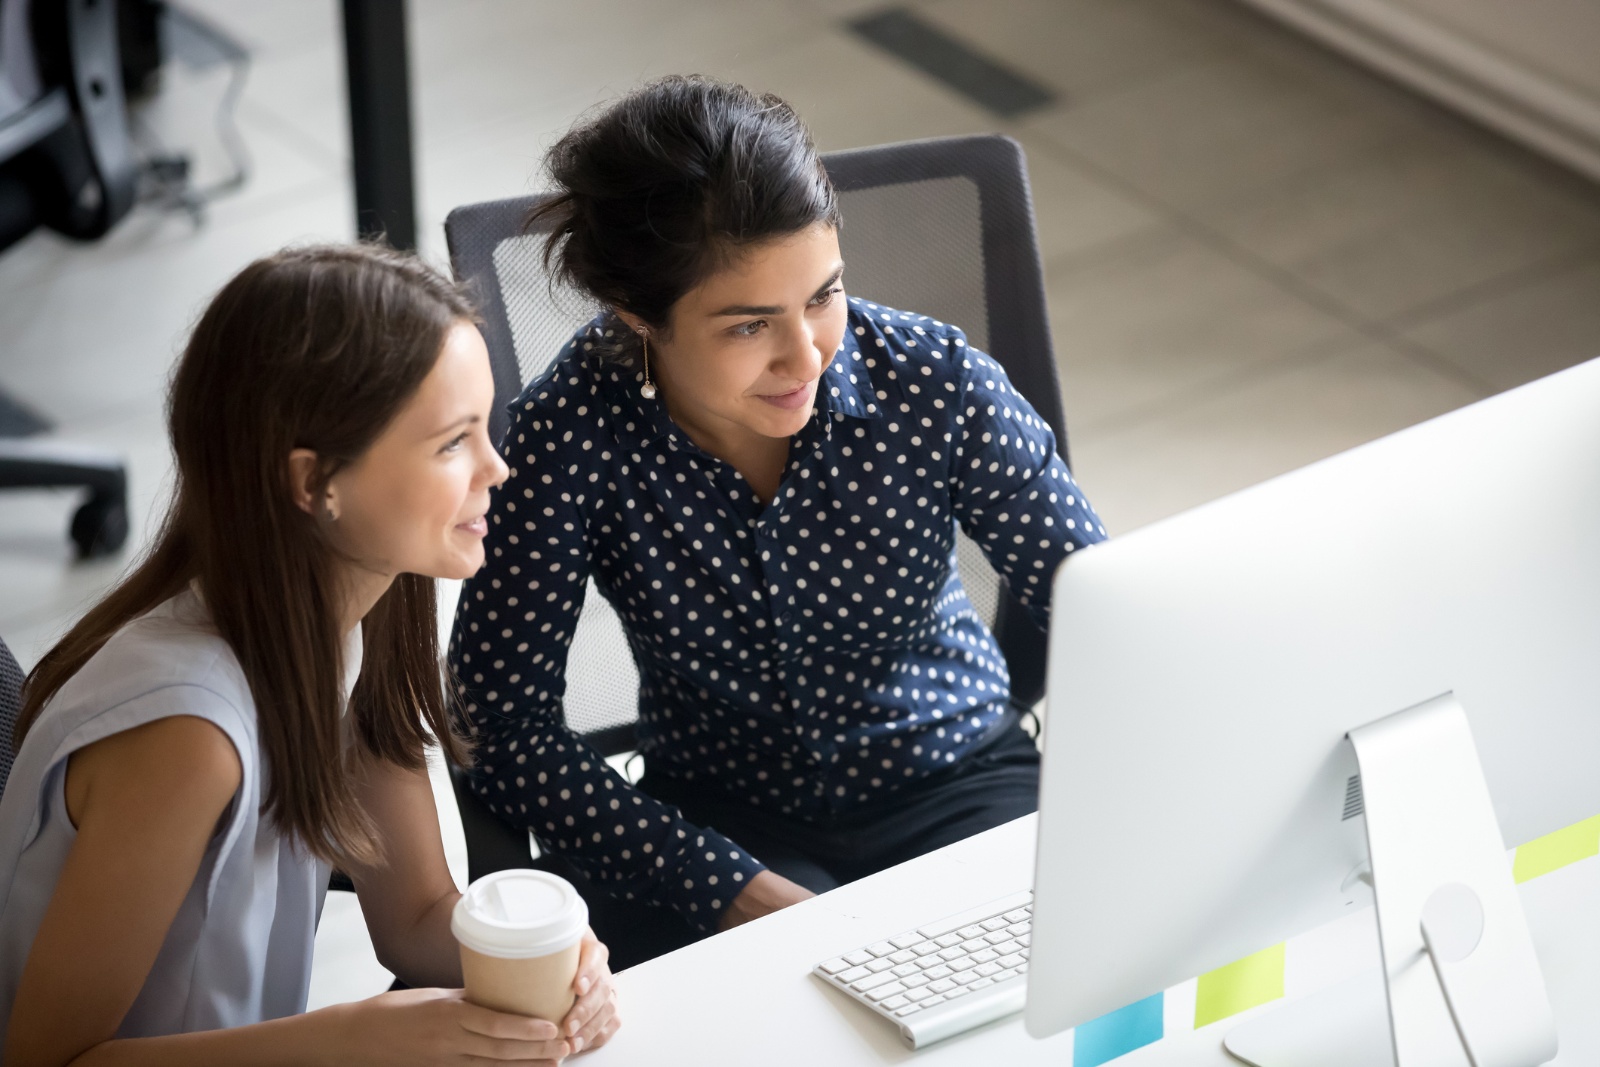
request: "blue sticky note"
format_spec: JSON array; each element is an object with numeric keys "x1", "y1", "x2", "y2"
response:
[{"x1": 1073, "y1": 992, "x2": 1165, "y2": 1067}]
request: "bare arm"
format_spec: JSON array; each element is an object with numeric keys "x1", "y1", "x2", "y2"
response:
[
  {"x1": 3, "y1": 717, "x2": 572, "y2": 1067},
  {"x1": 344, "y1": 752, "x2": 621, "y2": 1054},
  {"x1": 343, "y1": 752, "x2": 465, "y2": 986}
]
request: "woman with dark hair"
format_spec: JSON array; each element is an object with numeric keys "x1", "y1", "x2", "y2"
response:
[
  {"x1": 450, "y1": 76, "x2": 1106, "y2": 964},
  {"x1": 0, "y1": 245, "x2": 619, "y2": 1065}
]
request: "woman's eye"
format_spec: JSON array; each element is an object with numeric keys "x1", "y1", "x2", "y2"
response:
[
  {"x1": 810, "y1": 286, "x2": 843, "y2": 307},
  {"x1": 441, "y1": 433, "x2": 469, "y2": 453},
  {"x1": 732, "y1": 319, "x2": 765, "y2": 337}
]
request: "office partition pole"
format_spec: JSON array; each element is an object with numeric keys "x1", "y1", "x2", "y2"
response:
[{"x1": 341, "y1": 0, "x2": 416, "y2": 250}]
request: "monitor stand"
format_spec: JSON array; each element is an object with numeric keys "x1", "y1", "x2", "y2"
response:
[{"x1": 1223, "y1": 693, "x2": 1558, "y2": 1067}]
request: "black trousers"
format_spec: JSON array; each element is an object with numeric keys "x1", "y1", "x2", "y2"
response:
[{"x1": 540, "y1": 716, "x2": 1042, "y2": 972}]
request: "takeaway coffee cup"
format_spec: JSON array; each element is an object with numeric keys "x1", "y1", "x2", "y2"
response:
[{"x1": 452, "y1": 870, "x2": 589, "y2": 1021}]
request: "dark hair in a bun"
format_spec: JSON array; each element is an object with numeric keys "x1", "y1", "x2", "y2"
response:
[{"x1": 530, "y1": 75, "x2": 839, "y2": 352}]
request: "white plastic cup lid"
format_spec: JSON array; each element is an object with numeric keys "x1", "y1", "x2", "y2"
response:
[{"x1": 451, "y1": 870, "x2": 589, "y2": 959}]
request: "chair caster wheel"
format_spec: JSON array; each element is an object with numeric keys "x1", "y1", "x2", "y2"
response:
[{"x1": 71, "y1": 496, "x2": 128, "y2": 559}]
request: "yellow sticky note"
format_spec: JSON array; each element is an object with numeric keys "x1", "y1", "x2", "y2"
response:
[
  {"x1": 1513, "y1": 814, "x2": 1600, "y2": 884},
  {"x1": 1194, "y1": 943, "x2": 1286, "y2": 1029}
]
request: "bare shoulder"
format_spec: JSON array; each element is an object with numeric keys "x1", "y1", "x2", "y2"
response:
[{"x1": 66, "y1": 715, "x2": 243, "y2": 829}]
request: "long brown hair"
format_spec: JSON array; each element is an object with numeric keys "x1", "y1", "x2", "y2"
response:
[{"x1": 18, "y1": 243, "x2": 473, "y2": 866}]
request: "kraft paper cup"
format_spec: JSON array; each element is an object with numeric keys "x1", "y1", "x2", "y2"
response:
[{"x1": 452, "y1": 870, "x2": 589, "y2": 1021}]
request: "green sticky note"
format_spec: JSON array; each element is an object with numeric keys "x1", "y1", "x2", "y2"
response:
[
  {"x1": 1514, "y1": 814, "x2": 1600, "y2": 884},
  {"x1": 1194, "y1": 943, "x2": 1286, "y2": 1029}
]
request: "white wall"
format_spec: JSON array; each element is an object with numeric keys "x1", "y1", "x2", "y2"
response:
[{"x1": 1236, "y1": 0, "x2": 1600, "y2": 182}]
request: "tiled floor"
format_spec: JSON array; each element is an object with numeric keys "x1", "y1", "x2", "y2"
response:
[{"x1": 4, "y1": 0, "x2": 1600, "y2": 1007}]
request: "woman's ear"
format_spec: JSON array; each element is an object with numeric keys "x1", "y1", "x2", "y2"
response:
[
  {"x1": 613, "y1": 309, "x2": 648, "y2": 337},
  {"x1": 287, "y1": 448, "x2": 337, "y2": 520}
]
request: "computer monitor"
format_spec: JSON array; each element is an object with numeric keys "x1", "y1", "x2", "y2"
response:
[{"x1": 1026, "y1": 356, "x2": 1600, "y2": 1063}]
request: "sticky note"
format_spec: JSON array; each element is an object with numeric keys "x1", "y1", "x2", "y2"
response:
[
  {"x1": 1073, "y1": 992, "x2": 1164, "y2": 1067},
  {"x1": 1193, "y1": 942, "x2": 1286, "y2": 1028},
  {"x1": 1514, "y1": 814, "x2": 1600, "y2": 884}
]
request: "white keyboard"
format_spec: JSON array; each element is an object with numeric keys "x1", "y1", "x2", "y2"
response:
[{"x1": 812, "y1": 890, "x2": 1033, "y2": 1049}]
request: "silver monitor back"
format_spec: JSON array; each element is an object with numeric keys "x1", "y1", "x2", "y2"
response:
[{"x1": 1026, "y1": 357, "x2": 1600, "y2": 1038}]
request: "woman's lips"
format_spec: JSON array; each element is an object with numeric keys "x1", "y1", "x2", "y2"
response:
[
  {"x1": 755, "y1": 382, "x2": 815, "y2": 411},
  {"x1": 455, "y1": 517, "x2": 488, "y2": 537}
]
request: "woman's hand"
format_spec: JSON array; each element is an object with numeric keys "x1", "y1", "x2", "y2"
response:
[
  {"x1": 324, "y1": 988, "x2": 572, "y2": 1065},
  {"x1": 558, "y1": 932, "x2": 621, "y2": 1055},
  {"x1": 719, "y1": 869, "x2": 815, "y2": 931}
]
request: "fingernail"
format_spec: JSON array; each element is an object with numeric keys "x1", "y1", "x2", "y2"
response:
[
  {"x1": 579, "y1": 976, "x2": 591, "y2": 995},
  {"x1": 573, "y1": 1037, "x2": 585, "y2": 1053}
]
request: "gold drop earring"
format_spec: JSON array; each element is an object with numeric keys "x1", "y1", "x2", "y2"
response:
[{"x1": 638, "y1": 330, "x2": 658, "y2": 400}]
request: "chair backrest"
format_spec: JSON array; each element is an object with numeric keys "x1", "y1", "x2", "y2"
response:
[
  {"x1": 444, "y1": 134, "x2": 1069, "y2": 754},
  {"x1": 0, "y1": 636, "x2": 23, "y2": 797}
]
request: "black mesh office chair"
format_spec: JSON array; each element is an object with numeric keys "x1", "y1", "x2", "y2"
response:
[
  {"x1": 441, "y1": 133, "x2": 1072, "y2": 886},
  {"x1": 1, "y1": 636, "x2": 25, "y2": 798},
  {"x1": 0, "y1": 0, "x2": 136, "y2": 558}
]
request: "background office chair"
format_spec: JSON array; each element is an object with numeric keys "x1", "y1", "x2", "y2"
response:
[
  {"x1": 0, "y1": 0, "x2": 139, "y2": 558},
  {"x1": 441, "y1": 132, "x2": 1072, "y2": 889},
  {"x1": 1, "y1": 635, "x2": 24, "y2": 798}
]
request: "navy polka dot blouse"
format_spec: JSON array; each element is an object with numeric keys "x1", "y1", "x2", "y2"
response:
[{"x1": 449, "y1": 298, "x2": 1106, "y2": 931}]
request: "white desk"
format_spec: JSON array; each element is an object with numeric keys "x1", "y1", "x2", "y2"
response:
[{"x1": 584, "y1": 815, "x2": 1600, "y2": 1066}]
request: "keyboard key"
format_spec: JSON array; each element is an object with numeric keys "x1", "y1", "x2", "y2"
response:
[
  {"x1": 906, "y1": 987, "x2": 935, "y2": 1002},
  {"x1": 852, "y1": 972, "x2": 898, "y2": 993},
  {"x1": 948, "y1": 958, "x2": 977, "y2": 972},
  {"x1": 917, "y1": 956, "x2": 946, "y2": 971},
  {"x1": 844, "y1": 950, "x2": 873, "y2": 967},
  {"x1": 890, "y1": 933, "x2": 922, "y2": 950},
  {"x1": 1015, "y1": 960, "x2": 1029, "y2": 974},
  {"x1": 970, "y1": 977, "x2": 995, "y2": 990},
  {"x1": 957, "y1": 925, "x2": 986, "y2": 939},
  {"x1": 911, "y1": 941, "x2": 941, "y2": 956},
  {"x1": 945, "y1": 984, "x2": 972, "y2": 1000},
  {"x1": 984, "y1": 931, "x2": 1012, "y2": 945},
  {"x1": 934, "y1": 933, "x2": 963, "y2": 948},
  {"x1": 938, "y1": 947, "x2": 965, "y2": 961},
  {"x1": 867, "y1": 982, "x2": 907, "y2": 1002},
  {"x1": 1003, "y1": 909, "x2": 1030, "y2": 923},
  {"x1": 882, "y1": 995, "x2": 910, "y2": 1011},
  {"x1": 902, "y1": 973, "x2": 931, "y2": 989},
  {"x1": 820, "y1": 958, "x2": 851, "y2": 975},
  {"x1": 1020, "y1": 947, "x2": 1030, "y2": 959},
  {"x1": 990, "y1": 939, "x2": 1020, "y2": 956},
  {"x1": 922, "y1": 994, "x2": 946, "y2": 1006},
  {"x1": 870, "y1": 958, "x2": 898, "y2": 973},
  {"x1": 927, "y1": 978, "x2": 957, "y2": 994},
  {"x1": 975, "y1": 962, "x2": 1002, "y2": 977},
  {"x1": 892, "y1": 963, "x2": 918, "y2": 977},
  {"x1": 997, "y1": 953, "x2": 1025, "y2": 970},
  {"x1": 961, "y1": 937, "x2": 989, "y2": 953},
  {"x1": 953, "y1": 970, "x2": 981, "y2": 985},
  {"x1": 889, "y1": 949, "x2": 916, "y2": 964},
  {"x1": 981, "y1": 918, "x2": 1009, "y2": 932},
  {"x1": 994, "y1": 968, "x2": 1018, "y2": 982},
  {"x1": 868, "y1": 941, "x2": 898, "y2": 958},
  {"x1": 925, "y1": 965, "x2": 954, "y2": 980},
  {"x1": 895, "y1": 1004, "x2": 923, "y2": 1017},
  {"x1": 972, "y1": 949, "x2": 998, "y2": 964},
  {"x1": 1008, "y1": 921, "x2": 1031, "y2": 936},
  {"x1": 837, "y1": 965, "x2": 870, "y2": 983}
]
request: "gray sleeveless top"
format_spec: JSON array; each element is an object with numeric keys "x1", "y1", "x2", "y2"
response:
[{"x1": 0, "y1": 588, "x2": 361, "y2": 1044}]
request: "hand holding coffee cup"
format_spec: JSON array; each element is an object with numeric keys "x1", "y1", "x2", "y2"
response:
[{"x1": 452, "y1": 870, "x2": 590, "y2": 1021}]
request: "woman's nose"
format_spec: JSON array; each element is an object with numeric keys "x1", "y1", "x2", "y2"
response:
[{"x1": 775, "y1": 322, "x2": 823, "y2": 382}]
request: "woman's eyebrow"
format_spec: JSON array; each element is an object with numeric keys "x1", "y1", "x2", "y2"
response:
[
  {"x1": 710, "y1": 264, "x2": 846, "y2": 317},
  {"x1": 427, "y1": 413, "x2": 480, "y2": 438}
]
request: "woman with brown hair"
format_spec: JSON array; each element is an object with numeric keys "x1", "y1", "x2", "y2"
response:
[{"x1": 0, "y1": 244, "x2": 618, "y2": 1065}]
